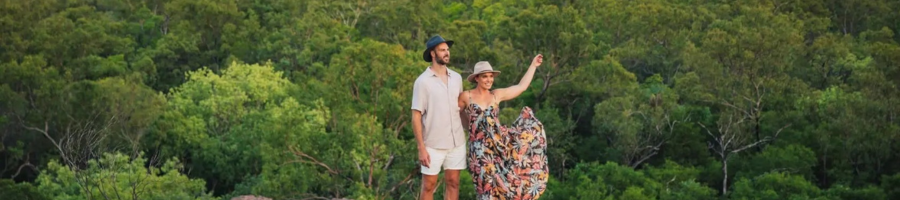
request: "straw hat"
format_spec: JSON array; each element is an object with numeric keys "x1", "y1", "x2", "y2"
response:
[{"x1": 466, "y1": 61, "x2": 501, "y2": 83}]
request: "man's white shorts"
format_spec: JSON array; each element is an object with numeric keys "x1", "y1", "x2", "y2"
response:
[{"x1": 421, "y1": 144, "x2": 467, "y2": 175}]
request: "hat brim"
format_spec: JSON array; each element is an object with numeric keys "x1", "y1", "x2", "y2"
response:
[
  {"x1": 423, "y1": 41, "x2": 454, "y2": 62},
  {"x1": 467, "y1": 71, "x2": 501, "y2": 83}
]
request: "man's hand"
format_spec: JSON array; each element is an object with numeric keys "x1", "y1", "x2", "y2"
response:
[{"x1": 419, "y1": 148, "x2": 431, "y2": 168}]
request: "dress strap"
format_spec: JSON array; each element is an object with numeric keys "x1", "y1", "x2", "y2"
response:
[
  {"x1": 490, "y1": 90, "x2": 498, "y2": 107},
  {"x1": 466, "y1": 90, "x2": 473, "y2": 110},
  {"x1": 465, "y1": 90, "x2": 475, "y2": 110}
]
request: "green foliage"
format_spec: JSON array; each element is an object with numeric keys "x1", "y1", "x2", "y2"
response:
[
  {"x1": 35, "y1": 152, "x2": 213, "y2": 200},
  {"x1": 532, "y1": 104, "x2": 577, "y2": 178},
  {"x1": 730, "y1": 172, "x2": 822, "y2": 200},
  {"x1": 546, "y1": 161, "x2": 716, "y2": 200},
  {"x1": 149, "y1": 61, "x2": 296, "y2": 194},
  {"x1": 564, "y1": 162, "x2": 661, "y2": 198},
  {"x1": 823, "y1": 184, "x2": 886, "y2": 200},
  {"x1": 732, "y1": 145, "x2": 817, "y2": 180},
  {"x1": 659, "y1": 181, "x2": 717, "y2": 200},
  {"x1": 645, "y1": 160, "x2": 702, "y2": 184},
  {"x1": 3, "y1": 0, "x2": 900, "y2": 199},
  {"x1": 592, "y1": 73, "x2": 680, "y2": 168},
  {"x1": 0, "y1": 179, "x2": 50, "y2": 200},
  {"x1": 882, "y1": 173, "x2": 900, "y2": 199}
]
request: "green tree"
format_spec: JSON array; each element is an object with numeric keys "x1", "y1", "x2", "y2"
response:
[
  {"x1": 882, "y1": 173, "x2": 900, "y2": 199},
  {"x1": 730, "y1": 172, "x2": 822, "y2": 200},
  {"x1": 646, "y1": 160, "x2": 717, "y2": 200},
  {"x1": 238, "y1": 40, "x2": 422, "y2": 199},
  {"x1": 148, "y1": 61, "x2": 295, "y2": 195},
  {"x1": 795, "y1": 86, "x2": 896, "y2": 186},
  {"x1": 498, "y1": 4, "x2": 595, "y2": 104},
  {"x1": 659, "y1": 181, "x2": 717, "y2": 200},
  {"x1": 823, "y1": 184, "x2": 886, "y2": 200},
  {"x1": 594, "y1": 74, "x2": 683, "y2": 168},
  {"x1": 355, "y1": 0, "x2": 447, "y2": 49},
  {"x1": 579, "y1": 0, "x2": 704, "y2": 81},
  {"x1": 566, "y1": 56, "x2": 638, "y2": 162},
  {"x1": 554, "y1": 162, "x2": 662, "y2": 199},
  {"x1": 679, "y1": 2, "x2": 803, "y2": 194},
  {"x1": 139, "y1": 0, "x2": 244, "y2": 90},
  {"x1": 0, "y1": 56, "x2": 66, "y2": 179},
  {"x1": 0, "y1": 179, "x2": 50, "y2": 200},
  {"x1": 35, "y1": 152, "x2": 213, "y2": 200},
  {"x1": 732, "y1": 144, "x2": 817, "y2": 181},
  {"x1": 30, "y1": 5, "x2": 134, "y2": 80}
]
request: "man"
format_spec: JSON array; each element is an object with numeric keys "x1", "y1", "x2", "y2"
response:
[{"x1": 411, "y1": 35, "x2": 465, "y2": 200}]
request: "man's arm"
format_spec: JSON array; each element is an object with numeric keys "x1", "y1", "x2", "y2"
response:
[
  {"x1": 411, "y1": 79, "x2": 430, "y2": 167},
  {"x1": 412, "y1": 110, "x2": 429, "y2": 167}
]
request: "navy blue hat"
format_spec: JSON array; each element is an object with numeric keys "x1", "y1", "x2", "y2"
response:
[{"x1": 423, "y1": 35, "x2": 454, "y2": 62}]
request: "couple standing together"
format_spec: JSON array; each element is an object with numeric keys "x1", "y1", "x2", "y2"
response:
[{"x1": 411, "y1": 35, "x2": 549, "y2": 200}]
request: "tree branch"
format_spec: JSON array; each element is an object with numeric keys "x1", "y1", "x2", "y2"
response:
[
  {"x1": 389, "y1": 169, "x2": 417, "y2": 194},
  {"x1": 11, "y1": 162, "x2": 37, "y2": 179},
  {"x1": 286, "y1": 147, "x2": 340, "y2": 175},
  {"x1": 24, "y1": 121, "x2": 72, "y2": 166}
]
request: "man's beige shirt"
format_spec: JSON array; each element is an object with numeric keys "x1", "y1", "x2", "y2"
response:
[{"x1": 411, "y1": 67, "x2": 465, "y2": 149}]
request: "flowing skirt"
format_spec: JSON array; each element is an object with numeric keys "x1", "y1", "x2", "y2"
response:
[{"x1": 467, "y1": 107, "x2": 548, "y2": 200}]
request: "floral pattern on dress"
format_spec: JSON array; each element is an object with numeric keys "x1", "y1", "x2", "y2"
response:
[{"x1": 467, "y1": 103, "x2": 548, "y2": 200}]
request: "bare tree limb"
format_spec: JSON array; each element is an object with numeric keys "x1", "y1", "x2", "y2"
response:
[
  {"x1": 11, "y1": 162, "x2": 37, "y2": 179},
  {"x1": 23, "y1": 121, "x2": 72, "y2": 166},
  {"x1": 285, "y1": 148, "x2": 340, "y2": 175}
]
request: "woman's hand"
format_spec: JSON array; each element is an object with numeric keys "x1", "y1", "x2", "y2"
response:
[{"x1": 530, "y1": 54, "x2": 543, "y2": 68}]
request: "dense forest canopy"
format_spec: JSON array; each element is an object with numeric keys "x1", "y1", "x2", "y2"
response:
[{"x1": 1, "y1": 0, "x2": 900, "y2": 199}]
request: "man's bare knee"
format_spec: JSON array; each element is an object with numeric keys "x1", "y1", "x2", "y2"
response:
[
  {"x1": 422, "y1": 175, "x2": 439, "y2": 193},
  {"x1": 444, "y1": 172, "x2": 460, "y2": 189}
]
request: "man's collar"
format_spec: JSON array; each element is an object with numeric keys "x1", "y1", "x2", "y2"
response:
[{"x1": 425, "y1": 66, "x2": 450, "y2": 77}]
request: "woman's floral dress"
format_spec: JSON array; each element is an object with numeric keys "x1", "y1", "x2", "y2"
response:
[{"x1": 466, "y1": 91, "x2": 548, "y2": 200}]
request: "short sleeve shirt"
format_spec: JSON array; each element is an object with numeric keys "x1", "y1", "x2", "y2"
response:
[{"x1": 411, "y1": 67, "x2": 465, "y2": 149}]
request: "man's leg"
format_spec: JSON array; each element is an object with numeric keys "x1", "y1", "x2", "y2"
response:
[
  {"x1": 421, "y1": 174, "x2": 439, "y2": 200},
  {"x1": 443, "y1": 170, "x2": 460, "y2": 200},
  {"x1": 442, "y1": 144, "x2": 467, "y2": 200},
  {"x1": 421, "y1": 147, "x2": 447, "y2": 200}
]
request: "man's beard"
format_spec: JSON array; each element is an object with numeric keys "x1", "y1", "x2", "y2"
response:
[{"x1": 436, "y1": 55, "x2": 450, "y2": 65}]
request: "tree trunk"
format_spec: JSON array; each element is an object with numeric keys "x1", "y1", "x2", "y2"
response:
[
  {"x1": 536, "y1": 76, "x2": 551, "y2": 107},
  {"x1": 754, "y1": 116, "x2": 762, "y2": 152},
  {"x1": 721, "y1": 157, "x2": 729, "y2": 196}
]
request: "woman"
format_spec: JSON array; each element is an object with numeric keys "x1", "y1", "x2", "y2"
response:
[{"x1": 458, "y1": 55, "x2": 548, "y2": 200}]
